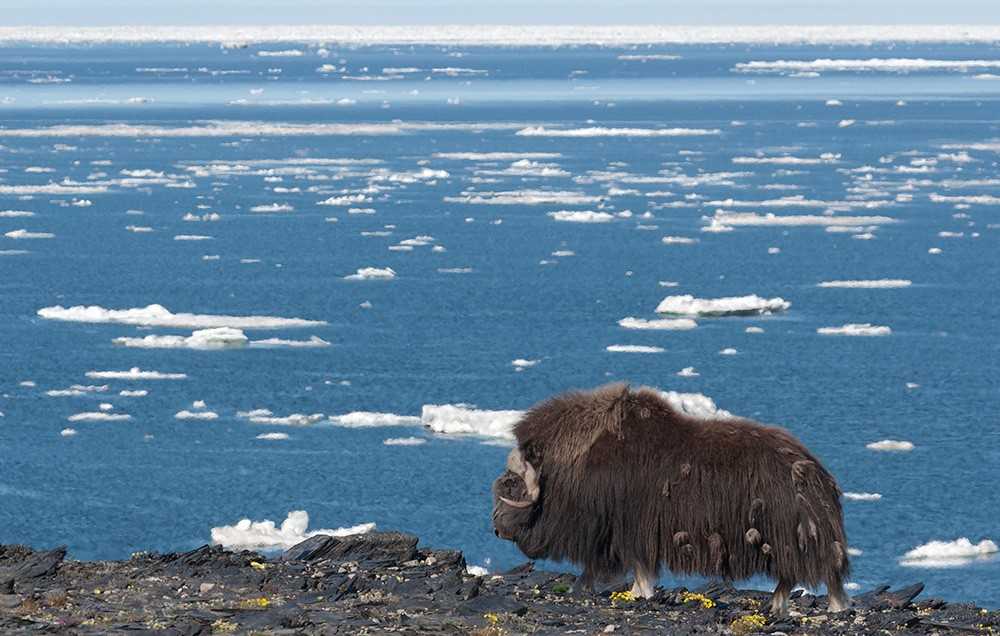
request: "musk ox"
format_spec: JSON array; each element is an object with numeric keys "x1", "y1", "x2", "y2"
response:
[{"x1": 491, "y1": 383, "x2": 850, "y2": 615}]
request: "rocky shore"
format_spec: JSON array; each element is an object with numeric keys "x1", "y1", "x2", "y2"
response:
[{"x1": 1, "y1": 532, "x2": 996, "y2": 634}]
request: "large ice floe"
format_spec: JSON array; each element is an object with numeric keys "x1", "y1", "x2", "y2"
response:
[
  {"x1": 421, "y1": 404, "x2": 524, "y2": 439},
  {"x1": 656, "y1": 294, "x2": 790, "y2": 316},
  {"x1": 67, "y1": 412, "x2": 132, "y2": 422},
  {"x1": 900, "y1": 538, "x2": 998, "y2": 568},
  {"x1": 735, "y1": 58, "x2": 1000, "y2": 74},
  {"x1": 329, "y1": 412, "x2": 422, "y2": 428},
  {"x1": 606, "y1": 345, "x2": 666, "y2": 353},
  {"x1": 113, "y1": 328, "x2": 329, "y2": 349},
  {"x1": 210, "y1": 511, "x2": 375, "y2": 550},
  {"x1": 516, "y1": 126, "x2": 720, "y2": 137},
  {"x1": 85, "y1": 367, "x2": 187, "y2": 380},
  {"x1": 548, "y1": 210, "x2": 615, "y2": 223},
  {"x1": 818, "y1": 279, "x2": 912, "y2": 288},
  {"x1": 6, "y1": 25, "x2": 1000, "y2": 46},
  {"x1": 238, "y1": 410, "x2": 325, "y2": 426},
  {"x1": 344, "y1": 267, "x2": 396, "y2": 280},
  {"x1": 844, "y1": 492, "x2": 883, "y2": 501},
  {"x1": 817, "y1": 323, "x2": 892, "y2": 336},
  {"x1": 704, "y1": 211, "x2": 896, "y2": 230},
  {"x1": 38, "y1": 304, "x2": 326, "y2": 329}
]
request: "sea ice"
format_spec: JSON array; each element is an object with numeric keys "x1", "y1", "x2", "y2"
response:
[
  {"x1": 817, "y1": 323, "x2": 891, "y2": 336},
  {"x1": 210, "y1": 511, "x2": 375, "y2": 550},
  {"x1": 656, "y1": 294, "x2": 790, "y2": 316},
  {"x1": 38, "y1": 304, "x2": 326, "y2": 329}
]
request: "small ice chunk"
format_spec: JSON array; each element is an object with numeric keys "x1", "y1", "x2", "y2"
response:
[
  {"x1": 901, "y1": 538, "x2": 998, "y2": 567},
  {"x1": 866, "y1": 439, "x2": 914, "y2": 452},
  {"x1": 676, "y1": 366, "x2": 700, "y2": 377},
  {"x1": 606, "y1": 345, "x2": 665, "y2": 353},
  {"x1": 817, "y1": 323, "x2": 891, "y2": 336},
  {"x1": 383, "y1": 436, "x2": 427, "y2": 446}
]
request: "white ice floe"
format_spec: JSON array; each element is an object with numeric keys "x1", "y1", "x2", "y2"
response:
[
  {"x1": 4, "y1": 229, "x2": 54, "y2": 239},
  {"x1": 257, "y1": 49, "x2": 303, "y2": 57},
  {"x1": 466, "y1": 564, "x2": 489, "y2": 576},
  {"x1": 606, "y1": 345, "x2": 665, "y2": 353},
  {"x1": 817, "y1": 323, "x2": 891, "y2": 336},
  {"x1": 447, "y1": 189, "x2": 603, "y2": 205},
  {"x1": 511, "y1": 359, "x2": 540, "y2": 369},
  {"x1": 383, "y1": 436, "x2": 427, "y2": 446},
  {"x1": 175, "y1": 410, "x2": 219, "y2": 420},
  {"x1": 256, "y1": 432, "x2": 290, "y2": 440},
  {"x1": 736, "y1": 58, "x2": 1000, "y2": 74},
  {"x1": 844, "y1": 492, "x2": 883, "y2": 501},
  {"x1": 85, "y1": 367, "x2": 187, "y2": 380},
  {"x1": 517, "y1": 126, "x2": 720, "y2": 137},
  {"x1": 719, "y1": 348, "x2": 738, "y2": 355},
  {"x1": 661, "y1": 236, "x2": 699, "y2": 244},
  {"x1": 250, "y1": 336, "x2": 331, "y2": 348},
  {"x1": 329, "y1": 412, "x2": 422, "y2": 428},
  {"x1": 210, "y1": 510, "x2": 375, "y2": 550},
  {"x1": 655, "y1": 391, "x2": 728, "y2": 418},
  {"x1": 45, "y1": 384, "x2": 109, "y2": 397},
  {"x1": 250, "y1": 203, "x2": 294, "y2": 213},
  {"x1": 8, "y1": 25, "x2": 1000, "y2": 46},
  {"x1": 240, "y1": 410, "x2": 325, "y2": 426},
  {"x1": 705, "y1": 211, "x2": 895, "y2": 228},
  {"x1": 818, "y1": 279, "x2": 911, "y2": 288},
  {"x1": 900, "y1": 538, "x2": 998, "y2": 568},
  {"x1": 548, "y1": 210, "x2": 614, "y2": 223},
  {"x1": 656, "y1": 294, "x2": 790, "y2": 316},
  {"x1": 113, "y1": 327, "x2": 250, "y2": 349},
  {"x1": 38, "y1": 303, "x2": 326, "y2": 329},
  {"x1": 421, "y1": 404, "x2": 524, "y2": 439},
  {"x1": 866, "y1": 439, "x2": 914, "y2": 452},
  {"x1": 676, "y1": 367, "x2": 700, "y2": 377},
  {"x1": 60, "y1": 428, "x2": 77, "y2": 437},
  {"x1": 433, "y1": 152, "x2": 562, "y2": 161},
  {"x1": 0, "y1": 210, "x2": 34, "y2": 217},
  {"x1": 732, "y1": 154, "x2": 840, "y2": 165},
  {"x1": 67, "y1": 412, "x2": 132, "y2": 422},
  {"x1": 174, "y1": 234, "x2": 212, "y2": 241},
  {"x1": 344, "y1": 267, "x2": 396, "y2": 280},
  {"x1": 618, "y1": 317, "x2": 698, "y2": 330}
]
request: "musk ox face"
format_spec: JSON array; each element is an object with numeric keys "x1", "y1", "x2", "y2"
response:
[{"x1": 491, "y1": 448, "x2": 542, "y2": 548}]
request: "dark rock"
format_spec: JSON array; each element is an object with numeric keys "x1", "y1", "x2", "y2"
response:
[
  {"x1": 0, "y1": 579, "x2": 11, "y2": 594},
  {"x1": 10, "y1": 546, "x2": 65, "y2": 580},
  {"x1": 283, "y1": 531, "x2": 418, "y2": 567},
  {"x1": 0, "y1": 594, "x2": 23, "y2": 609},
  {"x1": 885, "y1": 582, "x2": 924, "y2": 609},
  {"x1": 500, "y1": 560, "x2": 535, "y2": 575}
]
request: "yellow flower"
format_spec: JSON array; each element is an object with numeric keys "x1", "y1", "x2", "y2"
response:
[
  {"x1": 730, "y1": 613, "x2": 768, "y2": 635},
  {"x1": 680, "y1": 591, "x2": 716, "y2": 609},
  {"x1": 610, "y1": 590, "x2": 636, "y2": 605},
  {"x1": 240, "y1": 597, "x2": 270, "y2": 608},
  {"x1": 249, "y1": 561, "x2": 267, "y2": 571},
  {"x1": 484, "y1": 612, "x2": 501, "y2": 624}
]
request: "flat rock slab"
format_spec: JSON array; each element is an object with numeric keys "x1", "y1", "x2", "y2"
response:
[{"x1": 0, "y1": 534, "x2": 997, "y2": 635}]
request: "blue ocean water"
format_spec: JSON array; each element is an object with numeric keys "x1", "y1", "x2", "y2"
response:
[{"x1": 1, "y1": 41, "x2": 998, "y2": 606}]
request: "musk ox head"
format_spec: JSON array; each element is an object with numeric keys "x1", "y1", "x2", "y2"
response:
[{"x1": 490, "y1": 448, "x2": 541, "y2": 543}]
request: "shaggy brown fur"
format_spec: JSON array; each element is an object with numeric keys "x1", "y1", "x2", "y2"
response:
[{"x1": 492, "y1": 383, "x2": 850, "y2": 605}]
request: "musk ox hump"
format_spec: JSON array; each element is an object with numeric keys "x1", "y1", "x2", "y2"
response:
[{"x1": 514, "y1": 382, "x2": 631, "y2": 466}]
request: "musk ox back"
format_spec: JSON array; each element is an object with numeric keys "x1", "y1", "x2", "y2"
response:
[{"x1": 491, "y1": 383, "x2": 850, "y2": 614}]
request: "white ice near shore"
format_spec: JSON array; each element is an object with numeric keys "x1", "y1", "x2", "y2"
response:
[
  {"x1": 900, "y1": 538, "x2": 998, "y2": 567},
  {"x1": 867, "y1": 439, "x2": 914, "y2": 452},
  {"x1": 210, "y1": 511, "x2": 375, "y2": 550},
  {"x1": 656, "y1": 294, "x2": 790, "y2": 316},
  {"x1": 606, "y1": 345, "x2": 665, "y2": 353},
  {"x1": 329, "y1": 412, "x2": 422, "y2": 428},
  {"x1": 818, "y1": 323, "x2": 891, "y2": 336},
  {"x1": 256, "y1": 432, "x2": 290, "y2": 440},
  {"x1": 818, "y1": 279, "x2": 912, "y2": 288},
  {"x1": 86, "y1": 367, "x2": 187, "y2": 380},
  {"x1": 250, "y1": 336, "x2": 331, "y2": 348},
  {"x1": 344, "y1": 267, "x2": 396, "y2": 280},
  {"x1": 421, "y1": 404, "x2": 524, "y2": 440},
  {"x1": 659, "y1": 391, "x2": 732, "y2": 419},
  {"x1": 38, "y1": 304, "x2": 326, "y2": 329}
]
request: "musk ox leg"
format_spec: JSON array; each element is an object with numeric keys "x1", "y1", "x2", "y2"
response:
[
  {"x1": 629, "y1": 564, "x2": 657, "y2": 599},
  {"x1": 769, "y1": 578, "x2": 794, "y2": 617},
  {"x1": 827, "y1": 577, "x2": 851, "y2": 613}
]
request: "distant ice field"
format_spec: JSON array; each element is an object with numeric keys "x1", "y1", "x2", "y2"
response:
[{"x1": 1, "y1": 41, "x2": 998, "y2": 607}]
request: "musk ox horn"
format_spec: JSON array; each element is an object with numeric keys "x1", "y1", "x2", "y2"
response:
[{"x1": 500, "y1": 448, "x2": 540, "y2": 507}]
